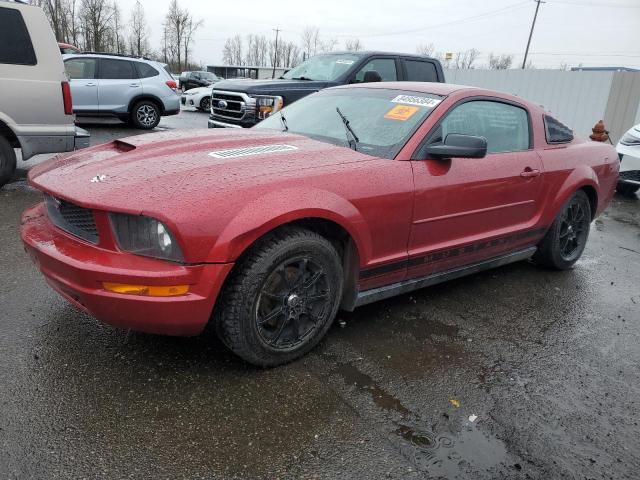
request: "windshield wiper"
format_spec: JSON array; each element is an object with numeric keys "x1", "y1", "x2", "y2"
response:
[
  {"x1": 279, "y1": 111, "x2": 288, "y2": 132},
  {"x1": 291, "y1": 76, "x2": 314, "y2": 81},
  {"x1": 336, "y1": 107, "x2": 359, "y2": 151}
]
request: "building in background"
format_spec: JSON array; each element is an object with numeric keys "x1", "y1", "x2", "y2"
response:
[{"x1": 207, "y1": 65, "x2": 288, "y2": 80}]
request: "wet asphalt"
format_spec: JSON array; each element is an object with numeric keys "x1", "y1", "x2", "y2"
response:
[{"x1": 1, "y1": 109, "x2": 639, "y2": 479}]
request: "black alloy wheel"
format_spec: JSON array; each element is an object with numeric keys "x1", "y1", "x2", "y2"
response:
[
  {"x1": 255, "y1": 256, "x2": 331, "y2": 351},
  {"x1": 534, "y1": 190, "x2": 591, "y2": 270}
]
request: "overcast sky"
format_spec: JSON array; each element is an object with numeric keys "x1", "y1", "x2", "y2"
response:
[{"x1": 126, "y1": 0, "x2": 639, "y2": 69}]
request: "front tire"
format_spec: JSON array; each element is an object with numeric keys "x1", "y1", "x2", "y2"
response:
[
  {"x1": 0, "y1": 135, "x2": 17, "y2": 188},
  {"x1": 534, "y1": 190, "x2": 591, "y2": 270},
  {"x1": 214, "y1": 227, "x2": 343, "y2": 367},
  {"x1": 130, "y1": 100, "x2": 161, "y2": 129},
  {"x1": 199, "y1": 96, "x2": 211, "y2": 112}
]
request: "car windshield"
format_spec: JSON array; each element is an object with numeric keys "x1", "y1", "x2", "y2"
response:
[
  {"x1": 200, "y1": 72, "x2": 218, "y2": 80},
  {"x1": 255, "y1": 88, "x2": 443, "y2": 159},
  {"x1": 281, "y1": 54, "x2": 361, "y2": 81}
]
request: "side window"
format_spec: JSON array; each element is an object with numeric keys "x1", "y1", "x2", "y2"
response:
[
  {"x1": 0, "y1": 7, "x2": 36, "y2": 65},
  {"x1": 404, "y1": 60, "x2": 438, "y2": 82},
  {"x1": 65, "y1": 58, "x2": 97, "y2": 79},
  {"x1": 544, "y1": 115, "x2": 573, "y2": 143},
  {"x1": 430, "y1": 100, "x2": 530, "y2": 154},
  {"x1": 354, "y1": 58, "x2": 397, "y2": 83},
  {"x1": 135, "y1": 62, "x2": 159, "y2": 78},
  {"x1": 99, "y1": 59, "x2": 136, "y2": 80}
]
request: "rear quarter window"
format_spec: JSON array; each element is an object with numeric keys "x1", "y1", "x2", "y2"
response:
[
  {"x1": 0, "y1": 7, "x2": 37, "y2": 65},
  {"x1": 135, "y1": 62, "x2": 159, "y2": 78},
  {"x1": 544, "y1": 115, "x2": 574, "y2": 143}
]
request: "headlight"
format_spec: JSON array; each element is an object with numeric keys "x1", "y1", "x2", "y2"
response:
[
  {"x1": 620, "y1": 132, "x2": 640, "y2": 146},
  {"x1": 254, "y1": 95, "x2": 284, "y2": 120},
  {"x1": 110, "y1": 213, "x2": 184, "y2": 262}
]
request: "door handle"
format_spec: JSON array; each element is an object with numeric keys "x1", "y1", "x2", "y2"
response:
[
  {"x1": 85, "y1": 82, "x2": 96, "y2": 87},
  {"x1": 520, "y1": 168, "x2": 540, "y2": 178},
  {"x1": 129, "y1": 84, "x2": 141, "y2": 88}
]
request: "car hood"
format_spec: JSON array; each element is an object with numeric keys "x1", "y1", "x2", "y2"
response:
[
  {"x1": 28, "y1": 128, "x2": 373, "y2": 215},
  {"x1": 213, "y1": 78, "x2": 332, "y2": 95}
]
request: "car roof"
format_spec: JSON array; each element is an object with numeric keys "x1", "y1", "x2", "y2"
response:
[
  {"x1": 331, "y1": 81, "x2": 477, "y2": 96},
  {"x1": 62, "y1": 53, "x2": 156, "y2": 64},
  {"x1": 317, "y1": 50, "x2": 439, "y2": 61}
]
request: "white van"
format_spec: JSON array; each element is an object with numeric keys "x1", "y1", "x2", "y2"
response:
[{"x1": 0, "y1": 1, "x2": 89, "y2": 188}]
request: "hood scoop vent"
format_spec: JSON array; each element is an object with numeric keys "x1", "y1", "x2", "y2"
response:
[{"x1": 208, "y1": 144, "x2": 298, "y2": 159}]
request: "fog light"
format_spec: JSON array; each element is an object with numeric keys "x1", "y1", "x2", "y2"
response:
[{"x1": 103, "y1": 282, "x2": 189, "y2": 297}]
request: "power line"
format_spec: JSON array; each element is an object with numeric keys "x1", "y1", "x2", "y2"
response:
[
  {"x1": 546, "y1": 0, "x2": 640, "y2": 7},
  {"x1": 321, "y1": 1, "x2": 532, "y2": 38}
]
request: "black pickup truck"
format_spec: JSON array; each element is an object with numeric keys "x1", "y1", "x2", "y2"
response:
[{"x1": 207, "y1": 51, "x2": 445, "y2": 128}]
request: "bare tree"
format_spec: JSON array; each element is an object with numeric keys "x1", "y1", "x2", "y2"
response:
[
  {"x1": 222, "y1": 35, "x2": 243, "y2": 66},
  {"x1": 416, "y1": 42, "x2": 435, "y2": 57},
  {"x1": 245, "y1": 34, "x2": 269, "y2": 66},
  {"x1": 300, "y1": 26, "x2": 321, "y2": 58},
  {"x1": 559, "y1": 62, "x2": 569, "y2": 71},
  {"x1": 128, "y1": 1, "x2": 150, "y2": 57},
  {"x1": 453, "y1": 48, "x2": 480, "y2": 69},
  {"x1": 321, "y1": 37, "x2": 339, "y2": 53},
  {"x1": 79, "y1": 0, "x2": 115, "y2": 51},
  {"x1": 163, "y1": 0, "x2": 202, "y2": 71},
  {"x1": 488, "y1": 52, "x2": 514, "y2": 70},
  {"x1": 344, "y1": 38, "x2": 363, "y2": 52},
  {"x1": 111, "y1": 2, "x2": 125, "y2": 54},
  {"x1": 182, "y1": 16, "x2": 203, "y2": 68}
]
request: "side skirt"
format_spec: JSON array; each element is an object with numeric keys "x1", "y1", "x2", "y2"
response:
[{"x1": 353, "y1": 247, "x2": 537, "y2": 308}]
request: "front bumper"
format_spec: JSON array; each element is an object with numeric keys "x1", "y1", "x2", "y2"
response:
[
  {"x1": 618, "y1": 153, "x2": 640, "y2": 186},
  {"x1": 208, "y1": 118, "x2": 243, "y2": 128},
  {"x1": 21, "y1": 202, "x2": 233, "y2": 336}
]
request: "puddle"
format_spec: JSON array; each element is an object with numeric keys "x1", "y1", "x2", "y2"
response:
[
  {"x1": 335, "y1": 363, "x2": 410, "y2": 416},
  {"x1": 334, "y1": 362, "x2": 509, "y2": 476}
]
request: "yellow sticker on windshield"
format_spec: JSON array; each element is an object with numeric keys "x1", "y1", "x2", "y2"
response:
[{"x1": 384, "y1": 104, "x2": 419, "y2": 121}]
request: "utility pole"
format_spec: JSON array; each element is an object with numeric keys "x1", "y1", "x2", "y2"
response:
[
  {"x1": 272, "y1": 28, "x2": 281, "y2": 78},
  {"x1": 522, "y1": 0, "x2": 544, "y2": 69}
]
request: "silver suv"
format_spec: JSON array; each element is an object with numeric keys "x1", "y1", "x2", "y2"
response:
[
  {"x1": 63, "y1": 53, "x2": 180, "y2": 129},
  {"x1": 0, "y1": 1, "x2": 89, "y2": 188}
]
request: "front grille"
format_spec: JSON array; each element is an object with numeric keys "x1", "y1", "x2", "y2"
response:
[
  {"x1": 45, "y1": 194, "x2": 99, "y2": 244},
  {"x1": 208, "y1": 144, "x2": 298, "y2": 159},
  {"x1": 211, "y1": 91, "x2": 252, "y2": 121}
]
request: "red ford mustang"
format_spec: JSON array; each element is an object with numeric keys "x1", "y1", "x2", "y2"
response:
[{"x1": 21, "y1": 82, "x2": 618, "y2": 366}]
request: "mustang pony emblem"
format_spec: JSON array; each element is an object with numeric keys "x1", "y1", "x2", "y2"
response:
[{"x1": 90, "y1": 174, "x2": 107, "y2": 183}]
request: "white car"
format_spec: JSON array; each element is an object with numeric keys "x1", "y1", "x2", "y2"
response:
[
  {"x1": 181, "y1": 87, "x2": 211, "y2": 112},
  {"x1": 616, "y1": 123, "x2": 640, "y2": 197}
]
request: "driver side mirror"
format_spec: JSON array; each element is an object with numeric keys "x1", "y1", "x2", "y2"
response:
[{"x1": 424, "y1": 133, "x2": 487, "y2": 159}]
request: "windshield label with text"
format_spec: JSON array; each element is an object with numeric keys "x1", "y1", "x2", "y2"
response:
[{"x1": 391, "y1": 95, "x2": 441, "y2": 108}]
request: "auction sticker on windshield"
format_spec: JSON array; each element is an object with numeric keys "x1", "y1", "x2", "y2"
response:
[
  {"x1": 391, "y1": 95, "x2": 441, "y2": 108},
  {"x1": 384, "y1": 105, "x2": 420, "y2": 121}
]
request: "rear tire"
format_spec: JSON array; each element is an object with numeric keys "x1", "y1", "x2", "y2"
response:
[
  {"x1": 0, "y1": 135, "x2": 17, "y2": 188},
  {"x1": 214, "y1": 227, "x2": 343, "y2": 367},
  {"x1": 533, "y1": 190, "x2": 591, "y2": 270},
  {"x1": 130, "y1": 100, "x2": 161, "y2": 129},
  {"x1": 617, "y1": 181, "x2": 639, "y2": 197}
]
